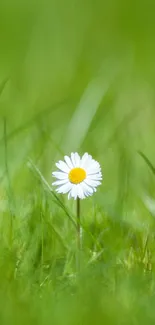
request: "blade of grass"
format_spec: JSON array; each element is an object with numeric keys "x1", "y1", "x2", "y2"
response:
[
  {"x1": 0, "y1": 77, "x2": 9, "y2": 96},
  {"x1": 138, "y1": 151, "x2": 155, "y2": 175},
  {"x1": 3, "y1": 117, "x2": 15, "y2": 245},
  {"x1": 27, "y1": 159, "x2": 76, "y2": 228},
  {"x1": 46, "y1": 220, "x2": 68, "y2": 251}
]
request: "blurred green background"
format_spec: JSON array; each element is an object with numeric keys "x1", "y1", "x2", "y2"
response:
[{"x1": 1, "y1": 0, "x2": 155, "y2": 324}]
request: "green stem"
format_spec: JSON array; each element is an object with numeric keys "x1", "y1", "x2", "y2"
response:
[
  {"x1": 77, "y1": 197, "x2": 81, "y2": 249},
  {"x1": 76, "y1": 197, "x2": 81, "y2": 272}
]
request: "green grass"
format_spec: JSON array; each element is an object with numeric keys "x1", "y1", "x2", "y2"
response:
[{"x1": 1, "y1": 0, "x2": 155, "y2": 323}]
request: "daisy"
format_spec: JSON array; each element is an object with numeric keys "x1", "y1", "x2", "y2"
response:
[{"x1": 52, "y1": 152, "x2": 102, "y2": 200}]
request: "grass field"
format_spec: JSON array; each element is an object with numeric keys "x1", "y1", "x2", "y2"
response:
[{"x1": 1, "y1": 0, "x2": 155, "y2": 324}]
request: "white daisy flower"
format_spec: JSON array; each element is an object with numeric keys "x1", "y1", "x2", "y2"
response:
[{"x1": 52, "y1": 152, "x2": 102, "y2": 200}]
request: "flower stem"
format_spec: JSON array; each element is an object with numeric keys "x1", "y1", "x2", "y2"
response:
[
  {"x1": 77, "y1": 197, "x2": 81, "y2": 249},
  {"x1": 76, "y1": 197, "x2": 81, "y2": 271}
]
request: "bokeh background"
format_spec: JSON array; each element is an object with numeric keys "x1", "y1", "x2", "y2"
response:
[{"x1": 0, "y1": 0, "x2": 155, "y2": 324}]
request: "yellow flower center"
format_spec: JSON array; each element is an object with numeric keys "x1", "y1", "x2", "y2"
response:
[{"x1": 69, "y1": 167, "x2": 86, "y2": 184}]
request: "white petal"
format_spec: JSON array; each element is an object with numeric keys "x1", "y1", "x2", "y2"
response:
[
  {"x1": 68, "y1": 190, "x2": 72, "y2": 199},
  {"x1": 52, "y1": 171, "x2": 68, "y2": 180},
  {"x1": 91, "y1": 159, "x2": 101, "y2": 168},
  {"x1": 87, "y1": 167, "x2": 101, "y2": 175},
  {"x1": 64, "y1": 155, "x2": 73, "y2": 169},
  {"x1": 80, "y1": 153, "x2": 88, "y2": 166},
  {"x1": 85, "y1": 179, "x2": 101, "y2": 187},
  {"x1": 70, "y1": 184, "x2": 78, "y2": 200},
  {"x1": 70, "y1": 153, "x2": 76, "y2": 167},
  {"x1": 87, "y1": 173, "x2": 102, "y2": 181},
  {"x1": 74, "y1": 152, "x2": 81, "y2": 167},
  {"x1": 56, "y1": 160, "x2": 70, "y2": 173},
  {"x1": 77, "y1": 184, "x2": 84, "y2": 200},
  {"x1": 81, "y1": 182, "x2": 94, "y2": 197},
  {"x1": 81, "y1": 153, "x2": 92, "y2": 168},
  {"x1": 71, "y1": 152, "x2": 80, "y2": 167},
  {"x1": 52, "y1": 179, "x2": 68, "y2": 186},
  {"x1": 86, "y1": 160, "x2": 101, "y2": 173},
  {"x1": 56, "y1": 182, "x2": 72, "y2": 194},
  {"x1": 87, "y1": 164, "x2": 101, "y2": 172}
]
